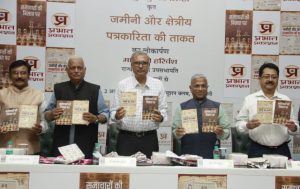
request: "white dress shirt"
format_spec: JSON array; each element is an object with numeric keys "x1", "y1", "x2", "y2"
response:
[
  {"x1": 111, "y1": 75, "x2": 167, "y2": 132},
  {"x1": 236, "y1": 90, "x2": 299, "y2": 146}
]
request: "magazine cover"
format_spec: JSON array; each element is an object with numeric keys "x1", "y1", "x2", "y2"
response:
[
  {"x1": 56, "y1": 100, "x2": 72, "y2": 125},
  {"x1": 202, "y1": 108, "x2": 219, "y2": 133},
  {"x1": 56, "y1": 100, "x2": 89, "y2": 125},
  {"x1": 293, "y1": 135, "x2": 300, "y2": 154},
  {"x1": 0, "y1": 107, "x2": 19, "y2": 132},
  {"x1": 256, "y1": 100, "x2": 273, "y2": 124},
  {"x1": 71, "y1": 100, "x2": 89, "y2": 125},
  {"x1": 280, "y1": 12, "x2": 300, "y2": 55},
  {"x1": 273, "y1": 100, "x2": 291, "y2": 124},
  {"x1": 120, "y1": 91, "x2": 137, "y2": 117},
  {"x1": 17, "y1": 0, "x2": 46, "y2": 47},
  {"x1": 142, "y1": 96, "x2": 158, "y2": 120},
  {"x1": 181, "y1": 109, "x2": 198, "y2": 134},
  {"x1": 45, "y1": 47, "x2": 74, "y2": 92},
  {"x1": 225, "y1": 10, "x2": 253, "y2": 54},
  {"x1": 18, "y1": 105, "x2": 38, "y2": 128}
]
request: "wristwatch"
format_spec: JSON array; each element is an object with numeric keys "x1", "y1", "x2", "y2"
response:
[
  {"x1": 160, "y1": 115, "x2": 164, "y2": 122},
  {"x1": 94, "y1": 115, "x2": 100, "y2": 124},
  {"x1": 95, "y1": 114, "x2": 107, "y2": 124}
]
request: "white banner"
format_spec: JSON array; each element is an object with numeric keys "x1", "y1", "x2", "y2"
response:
[
  {"x1": 76, "y1": 0, "x2": 227, "y2": 115},
  {"x1": 46, "y1": 2, "x2": 75, "y2": 48},
  {"x1": 252, "y1": 11, "x2": 280, "y2": 55},
  {"x1": 279, "y1": 55, "x2": 300, "y2": 99},
  {"x1": 224, "y1": 55, "x2": 251, "y2": 97},
  {"x1": 17, "y1": 46, "x2": 45, "y2": 90}
]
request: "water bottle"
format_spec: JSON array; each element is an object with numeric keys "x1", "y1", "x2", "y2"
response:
[
  {"x1": 6, "y1": 140, "x2": 13, "y2": 155},
  {"x1": 92, "y1": 143, "x2": 102, "y2": 165},
  {"x1": 213, "y1": 145, "x2": 220, "y2": 159}
]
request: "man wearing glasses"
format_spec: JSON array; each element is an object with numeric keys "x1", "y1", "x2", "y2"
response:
[
  {"x1": 44, "y1": 56, "x2": 109, "y2": 158},
  {"x1": 236, "y1": 63, "x2": 299, "y2": 158},
  {"x1": 111, "y1": 51, "x2": 167, "y2": 158},
  {"x1": 172, "y1": 74, "x2": 230, "y2": 158}
]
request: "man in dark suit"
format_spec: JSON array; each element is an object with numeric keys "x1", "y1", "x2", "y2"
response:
[{"x1": 45, "y1": 56, "x2": 109, "y2": 158}]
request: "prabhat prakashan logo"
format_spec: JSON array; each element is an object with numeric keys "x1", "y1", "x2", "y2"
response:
[
  {"x1": 258, "y1": 21, "x2": 275, "y2": 35},
  {"x1": 285, "y1": 65, "x2": 299, "y2": 79},
  {"x1": 0, "y1": 8, "x2": 11, "y2": 24},
  {"x1": 230, "y1": 64, "x2": 246, "y2": 78},
  {"x1": 52, "y1": 13, "x2": 70, "y2": 27},
  {"x1": 23, "y1": 56, "x2": 40, "y2": 71},
  {"x1": 159, "y1": 132, "x2": 168, "y2": 140}
]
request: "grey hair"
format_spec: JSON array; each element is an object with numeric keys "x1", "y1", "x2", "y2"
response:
[
  {"x1": 190, "y1": 74, "x2": 207, "y2": 83},
  {"x1": 66, "y1": 55, "x2": 85, "y2": 67},
  {"x1": 130, "y1": 51, "x2": 150, "y2": 63}
]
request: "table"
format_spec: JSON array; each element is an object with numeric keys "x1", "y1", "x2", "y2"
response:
[{"x1": 0, "y1": 164, "x2": 299, "y2": 189}]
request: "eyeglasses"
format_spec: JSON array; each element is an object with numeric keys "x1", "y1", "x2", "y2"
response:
[
  {"x1": 260, "y1": 75, "x2": 278, "y2": 80},
  {"x1": 132, "y1": 61, "x2": 149, "y2": 67}
]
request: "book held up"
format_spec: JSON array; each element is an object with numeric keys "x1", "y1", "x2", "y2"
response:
[
  {"x1": 256, "y1": 100, "x2": 292, "y2": 124},
  {"x1": 120, "y1": 92, "x2": 137, "y2": 117},
  {"x1": 142, "y1": 96, "x2": 158, "y2": 120},
  {"x1": 274, "y1": 100, "x2": 291, "y2": 124},
  {"x1": 256, "y1": 100, "x2": 273, "y2": 124},
  {"x1": 0, "y1": 107, "x2": 19, "y2": 132},
  {"x1": 181, "y1": 109, "x2": 198, "y2": 134},
  {"x1": 56, "y1": 100, "x2": 89, "y2": 125},
  {"x1": 0, "y1": 105, "x2": 38, "y2": 132},
  {"x1": 202, "y1": 108, "x2": 219, "y2": 133}
]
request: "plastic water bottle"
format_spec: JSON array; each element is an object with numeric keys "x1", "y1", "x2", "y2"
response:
[
  {"x1": 5, "y1": 140, "x2": 13, "y2": 155},
  {"x1": 213, "y1": 145, "x2": 220, "y2": 159},
  {"x1": 92, "y1": 143, "x2": 102, "y2": 165}
]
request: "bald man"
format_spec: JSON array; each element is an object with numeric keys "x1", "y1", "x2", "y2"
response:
[
  {"x1": 45, "y1": 56, "x2": 109, "y2": 158},
  {"x1": 172, "y1": 74, "x2": 230, "y2": 158}
]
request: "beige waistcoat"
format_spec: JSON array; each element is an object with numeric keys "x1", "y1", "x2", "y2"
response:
[{"x1": 0, "y1": 85, "x2": 43, "y2": 154}]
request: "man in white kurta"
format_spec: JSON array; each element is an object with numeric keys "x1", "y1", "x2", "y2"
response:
[{"x1": 0, "y1": 60, "x2": 48, "y2": 154}]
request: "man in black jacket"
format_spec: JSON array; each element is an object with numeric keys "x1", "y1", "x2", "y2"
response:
[{"x1": 45, "y1": 56, "x2": 109, "y2": 158}]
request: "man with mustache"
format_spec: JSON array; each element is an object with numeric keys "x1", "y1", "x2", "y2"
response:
[
  {"x1": 111, "y1": 51, "x2": 167, "y2": 158},
  {"x1": 236, "y1": 63, "x2": 299, "y2": 158},
  {"x1": 0, "y1": 60, "x2": 48, "y2": 154},
  {"x1": 172, "y1": 74, "x2": 230, "y2": 158},
  {"x1": 44, "y1": 56, "x2": 109, "y2": 158}
]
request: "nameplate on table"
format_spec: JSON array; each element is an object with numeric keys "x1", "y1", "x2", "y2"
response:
[
  {"x1": 5, "y1": 155, "x2": 40, "y2": 164},
  {"x1": 288, "y1": 161, "x2": 300, "y2": 169},
  {"x1": 197, "y1": 159, "x2": 234, "y2": 168},
  {"x1": 99, "y1": 157, "x2": 136, "y2": 167}
]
